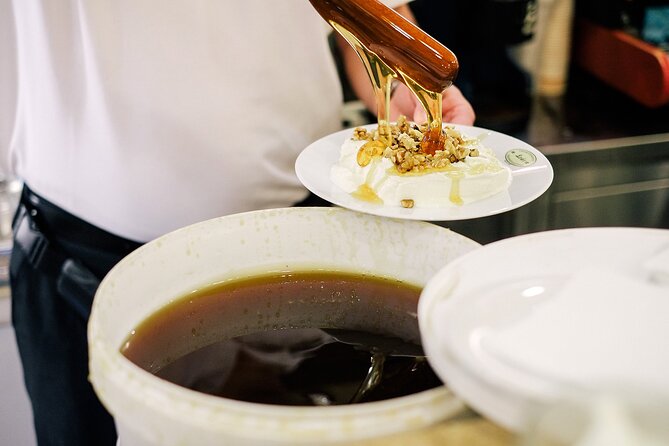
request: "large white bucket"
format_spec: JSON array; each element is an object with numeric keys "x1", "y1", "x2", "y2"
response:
[{"x1": 89, "y1": 207, "x2": 479, "y2": 445}]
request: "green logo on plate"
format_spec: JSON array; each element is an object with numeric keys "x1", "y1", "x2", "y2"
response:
[{"x1": 505, "y1": 149, "x2": 537, "y2": 167}]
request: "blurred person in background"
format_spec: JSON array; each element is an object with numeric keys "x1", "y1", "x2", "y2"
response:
[
  {"x1": 411, "y1": 0, "x2": 536, "y2": 132},
  {"x1": 0, "y1": 1, "x2": 474, "y2": 445}
]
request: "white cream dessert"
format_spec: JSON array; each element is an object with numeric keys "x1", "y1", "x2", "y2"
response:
[{"x1": 330, "y1": 117, "x2": 512, "y2": 208}]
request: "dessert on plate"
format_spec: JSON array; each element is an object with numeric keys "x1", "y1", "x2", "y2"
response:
[{"x1": 330, "y1": 116, "x2": 512, "y2": 208}]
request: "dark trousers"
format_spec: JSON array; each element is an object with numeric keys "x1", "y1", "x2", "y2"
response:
[{"x1": 10, "y1": 186, "x2": 142, "y2": 446}]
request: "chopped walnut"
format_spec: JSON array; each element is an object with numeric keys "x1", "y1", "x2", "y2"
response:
[
  {"x1": 408, "y1": 128, "x2": 423, "y2": 141},
  {"x1": 400, "y1": 199, "x2": 414, "y2": 208},
  {"x1": 398, "y1": 133, "x2": 418, "y2": 152},
  {"x1": 350, "y1": 115, "x2": 480, "y2": 174},
  {"x1": 397, "y1": 115, "x2": 410, "y2": 133},
  {"x1": 352, "y1": 127, "x2": 370, "y2": 141}
]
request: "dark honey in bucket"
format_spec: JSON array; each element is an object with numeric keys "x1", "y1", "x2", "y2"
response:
[{"x1": 120, "y1": 271, "x2": 442, "y2": 405}]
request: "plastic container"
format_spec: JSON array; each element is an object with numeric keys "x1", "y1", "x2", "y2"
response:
[
  {"x1": 418, "y1": 227, "x2": 669, "y2": 434},
  {"x1": 89, "y1": 207, "x2": 479, "y2": 446}
]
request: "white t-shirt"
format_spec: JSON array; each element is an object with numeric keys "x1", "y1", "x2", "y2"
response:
[{"x1": 3, "y1": 1, "x2": 404, "y2": 242}]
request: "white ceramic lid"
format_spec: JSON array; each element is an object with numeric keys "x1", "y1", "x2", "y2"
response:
[{"x1": 418, "y1": 227, "x2": 669, "y2": 432}]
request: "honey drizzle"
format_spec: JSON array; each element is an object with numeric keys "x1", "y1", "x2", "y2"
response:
[
  {"x1": 352, "y1": 183, "x2": 384, "y2": 204},
  {"x1": 328, "y1": 8, "x2": 454, "y2": 155},
  {"x1": 332, "y1": 23, "x2": 395, "y2": 144},
  {"x1": 346, "y1": 41, "x2": 458, "y2": 199},
  {"x1": 448, "y1": 172, "x2": 464, "y2": 205},
  {"x1": 309, "y1": 0, "x2": 462, "y2": 203},
  {"x1": 336, "y1": 25, "x2": 446, "y2": 154}
]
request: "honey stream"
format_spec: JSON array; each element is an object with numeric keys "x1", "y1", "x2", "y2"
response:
[{"x1": 309, "y1": 0, "x2": 459, "y2": 154}]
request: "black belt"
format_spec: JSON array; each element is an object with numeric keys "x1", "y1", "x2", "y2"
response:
[
  {"x1": 17, "y1": 186, "x2": 141, "y2": 254},
  {"x1": 13, "y1": 186, "x2": 141, "y2": 319}
]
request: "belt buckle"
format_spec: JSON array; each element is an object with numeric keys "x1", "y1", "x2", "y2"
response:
[{"x1": 14, "y1": 204, "x2": 54, "y2": 271}]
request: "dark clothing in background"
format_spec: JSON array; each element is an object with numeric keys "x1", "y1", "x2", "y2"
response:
[{"x1": 411, "y1": 0, "x2": 536, "y2": 132}]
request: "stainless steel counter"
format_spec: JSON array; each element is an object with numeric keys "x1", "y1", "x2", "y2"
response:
[
  {"x1": 529, "y1": 133, "x2": 669, "y2": 230},
  {"x1": 440, "y1": 68, "x2": 669, "y2": 244}
]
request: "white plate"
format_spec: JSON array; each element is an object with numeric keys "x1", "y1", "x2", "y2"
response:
[
  {"x1": 295, "y1": 124, "x2": 553, "y2": 221},
  {"x1": 418, "y1": 227, "x2": 669, "y2": 432}
]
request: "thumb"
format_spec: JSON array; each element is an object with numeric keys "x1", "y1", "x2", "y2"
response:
[{"x1": 412, "y1": 102, "x2": 427, "y2": 125}]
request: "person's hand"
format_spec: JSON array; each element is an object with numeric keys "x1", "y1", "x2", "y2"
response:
[{"x1": 389, "y1": 83, "x2": 475, "y2": 126}]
